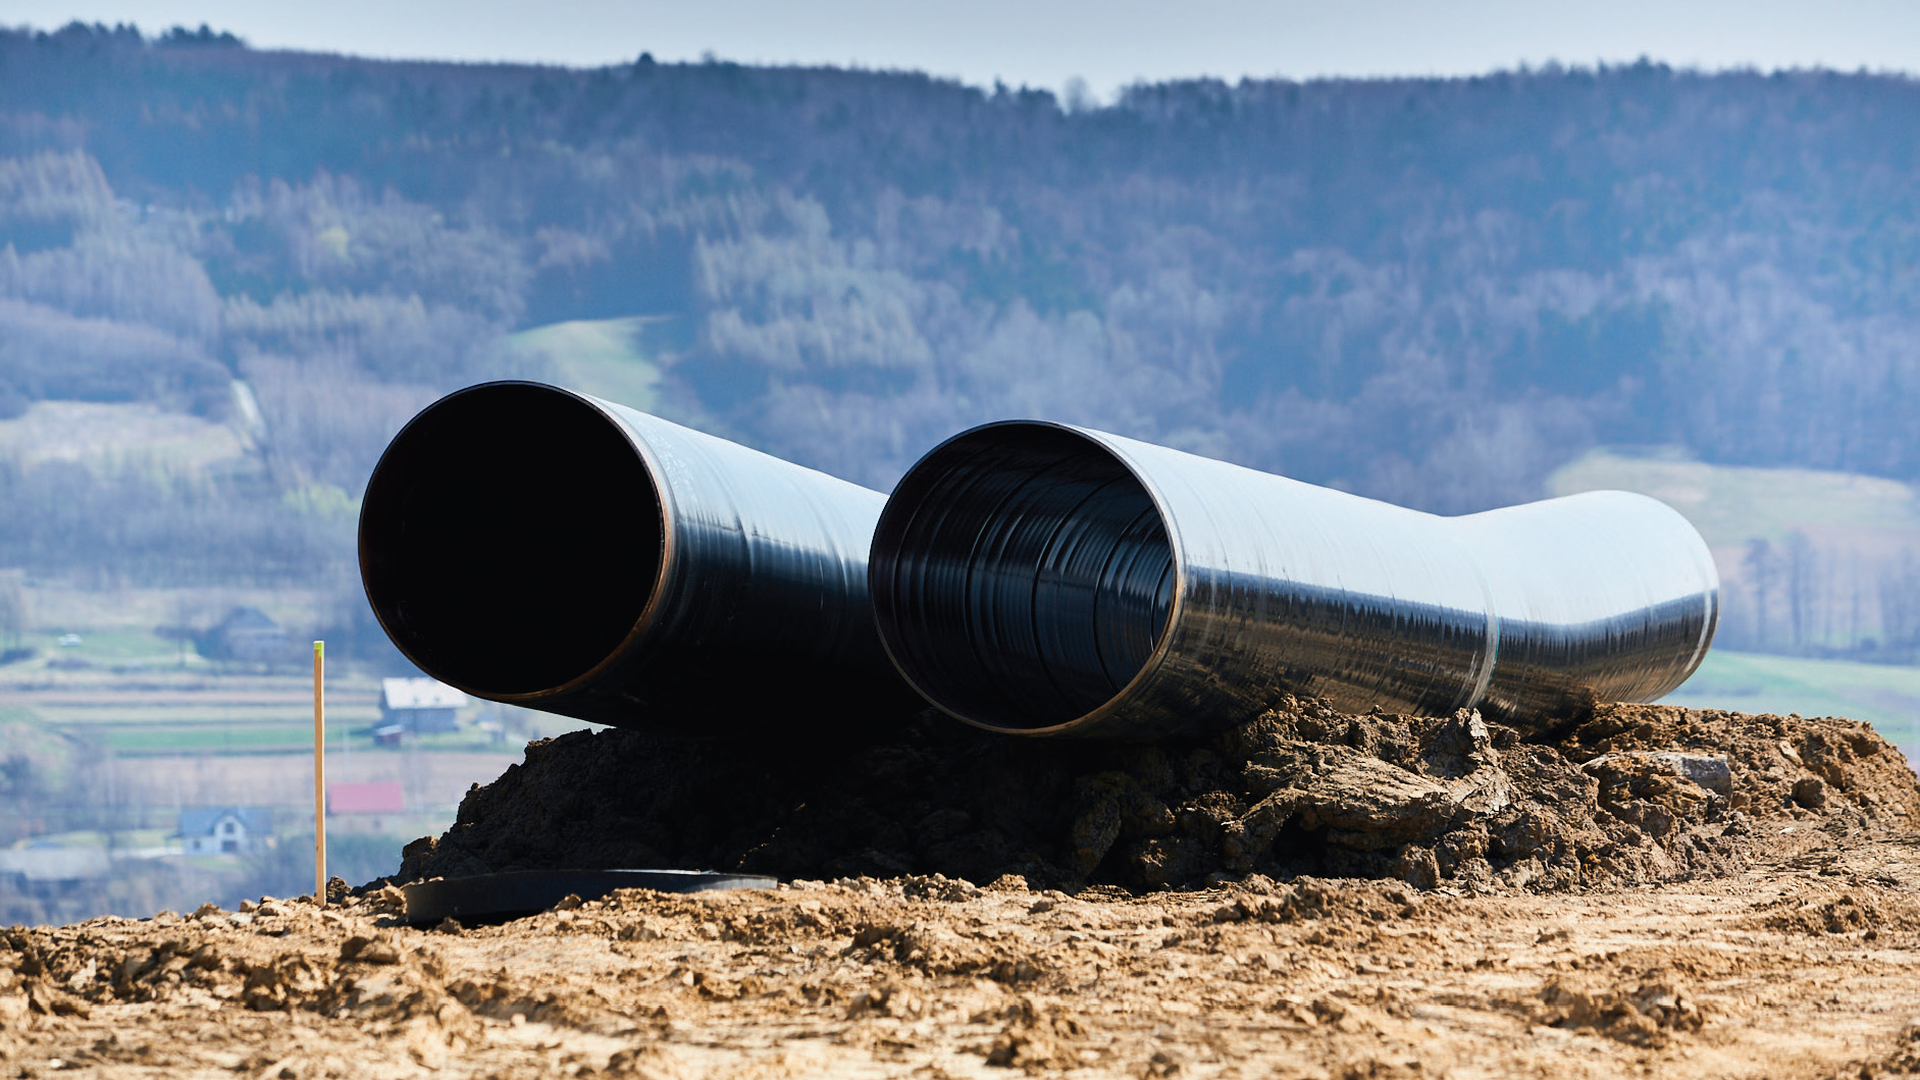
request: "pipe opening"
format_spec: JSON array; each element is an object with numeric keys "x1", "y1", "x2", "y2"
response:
[
  {"x1": 872, "y1": 424, "x2": 1175, "y2": 731},
  {"x1": 359, "y1": 383, "x2": 661, "y2": 697}
]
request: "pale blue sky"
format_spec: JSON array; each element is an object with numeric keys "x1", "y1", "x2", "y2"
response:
[{"x1": 7, "y1": 0, "x2": 1918, "y2": 98}]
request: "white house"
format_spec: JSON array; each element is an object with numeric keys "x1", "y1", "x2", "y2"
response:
[
  {"x1": 380, "y1": 677, "x2": 467, "y2": 734},
  {"x1": 177, "y1": 806, "x2": 273, "y2": 855}
]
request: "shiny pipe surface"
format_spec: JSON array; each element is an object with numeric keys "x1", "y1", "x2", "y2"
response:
[
  {"x1": 359, "y1": 381, "x2": 904, "y2": 729},
  {"x1": 870, "y1": 421, "x2": 1718, "y2": 738}
]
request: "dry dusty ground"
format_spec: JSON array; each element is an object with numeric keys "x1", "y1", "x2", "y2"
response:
[
  {"x1": 11, "y1": 698, "x2": 1920, "y2": 1079},
  {"x1": 5, "y1": 826, "x2": 1920, "y2": 1079}
]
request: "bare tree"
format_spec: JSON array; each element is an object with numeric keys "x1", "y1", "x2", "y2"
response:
[
  {"x1": 1879, "y1": 553, "x2": 1920, "y2": 656},
  {"x1": 1743, "y1": 539, "x2": 1776, "y2": 651},
  {"x1": 0, "y1": 569, "x2": 26, "y2": 649},
  {"x1": 1785, "y1": 530, "x2": 1816, "y2": 651}
]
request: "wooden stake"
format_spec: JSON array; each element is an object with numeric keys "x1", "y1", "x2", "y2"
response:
[{"x1": 313, "y1": 640, "x2": 325, "y2": 907}]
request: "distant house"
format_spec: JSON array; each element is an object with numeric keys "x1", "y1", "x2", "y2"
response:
[
  {"x1": 328, "y1": 781, "x2": 404, "y2": 816},
  {"x1": 177, "y1": 806, "x2": 273, "y2": 855},
  {"x1": 199, "y1": 607, "x2": 288, "y2": 663},
  {"x1": 380, "y1": 677, "x2": 466, "y2": 734}
]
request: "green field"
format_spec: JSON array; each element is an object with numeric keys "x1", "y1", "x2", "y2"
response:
[
  {"x1": 7, "y1": 705, "x2": 540, "y2": 757},
  {"x1": 1546, "y1": 446, "x2": 1920, "y2": 548},
  {"x1": 1663, "y1": 648, "x2": 1920, "y2": 747},
  {"x1": 23, "y1": 704, "x2": 379, "y2": 726},
  {"x1": 18, "y1": 828, "x2": 175, "y2": 851},
  {"x1": 504, "y1": 316, "x2": 665, "y2": 409},
  {"x1": 0, "y1": 400, "x2": 253, "y2": 476},
  {"x1": 32, "y1": 627, "x2": 198, "y2": 667},
  {"x1": 80, "y1": 722, "x2": 337, "y2": 755}
]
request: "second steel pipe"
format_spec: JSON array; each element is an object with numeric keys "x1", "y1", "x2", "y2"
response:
[
  {"x1": 869, "y1": 421, "x2": 1719, "y2": 739},
  {"x1": 359, "y1": 381, "x2": 905, "y2": 730}
]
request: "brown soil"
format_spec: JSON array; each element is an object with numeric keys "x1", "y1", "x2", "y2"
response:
[
  {"x1": 404, "y1": 698, "x2": 1920, "y2": 894},
  {"x1": 9, "y1": 700, "x2": 1920, "y2": 1078}
]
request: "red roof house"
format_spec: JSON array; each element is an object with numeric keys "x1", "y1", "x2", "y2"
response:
[{"x1": 327, "y1": 781, "x2": 405, "y2": 816}]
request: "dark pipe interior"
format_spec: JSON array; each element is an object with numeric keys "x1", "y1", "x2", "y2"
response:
[
  {"x1": 359, "y1": 383, "x2": 661, "y2": 696},
  {"x1": 872, "y1": 425, "x2": 1174, "y2": 731}
]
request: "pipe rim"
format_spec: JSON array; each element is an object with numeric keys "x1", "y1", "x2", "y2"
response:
[
  {"x1": 358, "y1": 380, "x2": 675, "y2": 701},
  {"x1": 870, "y1": 419, "x2": 1187, "y2": 736},
  {"x1": 525, "y1": 387, "x2": 681, "y2": 705}
]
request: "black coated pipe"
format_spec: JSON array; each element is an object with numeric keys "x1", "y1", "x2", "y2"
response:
[
  {"x1": 870, "y1": 421, "x2": 1719, "y2": 739},
  {"x1": 359, "y1": 381, "x2": 906, "y2": 729}
]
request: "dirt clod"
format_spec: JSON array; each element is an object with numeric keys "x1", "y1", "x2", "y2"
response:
[{"x1": 1533, "y1": 971, "x2": 1707, "y2": 1048}]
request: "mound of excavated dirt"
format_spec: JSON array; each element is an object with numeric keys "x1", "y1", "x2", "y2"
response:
[{"x1": 400, "y1": 698, "x2": 1920, "y2": 894}]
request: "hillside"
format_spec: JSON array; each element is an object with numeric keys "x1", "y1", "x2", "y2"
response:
[
  {"x1": 2, "y1": 27, "x2": 1918, "y2": 521},
  {"x1": 0, "y1": 27, "x2": 1915, "y2": 657}
]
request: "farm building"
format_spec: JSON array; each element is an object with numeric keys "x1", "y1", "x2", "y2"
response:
[
  {"x1": 327, "y1": 781, "x2": 404, "y2": 816},
  {"x1": 327, "y1": 781, "x2": 406, "y2": 834},
  {"x1": 380, "y1": 677, "x2": 466, "y2": 734},
  {"x1": 177, "y1": 806, "x2": 273, "y2": 855},
  {"x1": 198, "y1": 607, "x2": 289, "y2": 663}
]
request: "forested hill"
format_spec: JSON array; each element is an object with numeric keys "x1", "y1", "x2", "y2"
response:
[{"x1": 2, "y1": 22, "x2": 1918, "y2": 520}]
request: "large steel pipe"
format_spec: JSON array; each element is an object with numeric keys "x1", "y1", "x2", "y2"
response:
[
  {"x1": 359, "y1": 381, "x2": 902, "y2": 729},
  {"x1": 870, "y1": 421, "x2": 1719, "y2": 738}
]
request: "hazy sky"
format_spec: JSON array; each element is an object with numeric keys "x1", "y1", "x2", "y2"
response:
[{"x1": 8, "y1": 0, "x2": 1919, "y2": 98}]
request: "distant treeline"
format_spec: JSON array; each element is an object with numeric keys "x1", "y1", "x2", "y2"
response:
[{"x1": 2, "y1": 24, "x2": 1919, "y2": 651}]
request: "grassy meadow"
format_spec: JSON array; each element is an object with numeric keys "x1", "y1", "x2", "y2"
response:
[
  {"x1": 503, "y1": 316, "x2": 668, "y2": 412},
  {"x1": 1664, "y1": 649, "x2": 1920, "y2": 750},
  {"x1": 1546, "y1": 447, "x2": 1920, "y2": 548}
]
